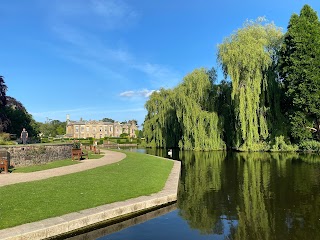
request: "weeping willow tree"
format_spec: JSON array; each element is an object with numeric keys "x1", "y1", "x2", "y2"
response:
[
  {"x1": 143, "y1": 88, "x2": 179, "y2": 148},
  {"x1": 143, "y1": 68, "x2": 225, "y2": 150},
  {"x1": 218, "y1": 18, "x2": 283, "y2": 151},
  {"x1": 175, "y1": 68, "x2": 225, "y2": 150}
]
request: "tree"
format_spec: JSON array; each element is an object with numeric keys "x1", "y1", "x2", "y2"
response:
[
  {"x1": 143, "y1": 68, "x2": 225, "y2": 151},
  {"x1": 0, "y1": 76, "x2": 7, "y2": 107},
  {"x1": 4, "y1": 96, "x2": 40, "y2": 139},
  {"x1": 218, "y1": 18, "x2": 283, "y2": 150},
  {"x1": 102, "y1": 118, "x2": 115, "y2": 123},
  {"x1": 38, "y1": 120, "x2": 66, "y2": 137},
  {"x1": 278, "y1": 5, "x2": 320, "y2": 142},
  {"x1": 0, "y1": 76, "x2": 8, "y2": 132}
]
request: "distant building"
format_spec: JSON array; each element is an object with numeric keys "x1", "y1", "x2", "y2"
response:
[{"x1": 65, "y1": 116, "x2": 138, "y2": 139}]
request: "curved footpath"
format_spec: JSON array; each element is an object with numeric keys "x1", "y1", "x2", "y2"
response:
[{"x1": 0, "y1": 150, "x2": 181, "y2": 240}]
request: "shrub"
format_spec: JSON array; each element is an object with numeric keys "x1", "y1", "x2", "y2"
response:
[
  {"x1": 0, "y1": 133, "x2": 16, "y2": 145},
  {"x1": 271, "y1": 136, "x2": 298, "y2": 151},
  {"x1": 72, "y1": 141, "x2": 81, "y2": 149},
  {"x1": 299, "y1": 140, "x2": 320, "y2": 152}
]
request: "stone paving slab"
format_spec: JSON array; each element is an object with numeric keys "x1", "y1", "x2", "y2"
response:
[{"x1": 0, "y1": 150, "x2": 181, "y2": 240}]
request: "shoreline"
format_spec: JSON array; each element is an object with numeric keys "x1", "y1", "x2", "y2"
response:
[{"x1": 0, "y1": 158, "x2": 181, "y2": 240}]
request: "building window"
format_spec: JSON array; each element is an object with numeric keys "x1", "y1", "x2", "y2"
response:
[
  {"x1": 86, "y1": 126, "x2": 89, "y2": 132},
  {"x1": 75, "y1": 126, "x2": 79, "y2": 132},
  {"x1": 81, "y1": 126, "x2": 84, "y2": 132}
]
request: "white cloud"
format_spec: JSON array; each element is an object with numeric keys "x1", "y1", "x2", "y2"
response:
[{"x1": 120, "y1": 89, "x2": 157, "y2": 98}]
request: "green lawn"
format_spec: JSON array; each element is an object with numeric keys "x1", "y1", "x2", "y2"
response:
[
  {"x1": 0, "y1": 151, "x2": 174, "y2": 230},
  {"x1": 12, "y1": 151, "x2": 104, "y2": 173}
]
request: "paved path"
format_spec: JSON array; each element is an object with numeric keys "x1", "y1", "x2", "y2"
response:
[{"x1": 0, "y1": 150, "x2": 126, "y2": 187}]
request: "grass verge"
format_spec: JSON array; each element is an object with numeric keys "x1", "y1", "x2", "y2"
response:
[{"x1": 0, "y1": 151, "x2": 174, "y2": 230}]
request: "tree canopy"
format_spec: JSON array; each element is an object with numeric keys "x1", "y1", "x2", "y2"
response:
[
  {"x1": 278, "y1": 4, "x2": 320, "y2": 142},
  {"x1": 0, "y1": 77, "x2": 39, "y2": 139},
  {"x1": 217, "y1": 18, "x2": 283, "y2": 151},
  {"x1": 143, "y1": 68, "x2": 225, "y2": 151},
  {"x1": 143, "y1": 6, "x2": 320, "y2": 151}
]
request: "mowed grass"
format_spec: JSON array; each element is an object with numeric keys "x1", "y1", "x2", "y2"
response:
[
  {"x1": 0, "y1": 151, "x2": 174, "y2": 229},
  {"x1": 12, "y1": 151, "x2": 104, "y2": 173}
]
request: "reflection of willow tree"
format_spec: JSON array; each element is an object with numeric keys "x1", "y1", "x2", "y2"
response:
[
  {"x1": 269, "y1": 152, "x2": 299, "y2": 178},
  {"x1": 178, "y1": 151, "x2": 226, "y2": 234},
  {"x1": 229, "y1": 152, "x2": 320, "y2": 239},
  {"x1": 234, "y1": 153, "x2": 274, "y2": 240},
  {"x1": 274, "y1": 154, "x2": 320, "y2": 239}
]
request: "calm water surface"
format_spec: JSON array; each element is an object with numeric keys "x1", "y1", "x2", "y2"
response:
[{"x1": 78, "y1": 149, "x2": 320, "y2": 240}]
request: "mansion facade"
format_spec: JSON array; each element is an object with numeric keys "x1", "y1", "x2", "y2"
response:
[{"x1": 65, "y1": 117, "x2": 138, "y2": 139}]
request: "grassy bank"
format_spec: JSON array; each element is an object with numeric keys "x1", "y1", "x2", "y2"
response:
[{"x1": 0, "y1": 151, "x2": 174, "y2": 230}]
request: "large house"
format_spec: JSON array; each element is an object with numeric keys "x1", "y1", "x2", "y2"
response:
[{"x1": 65, "y1": 116, "x2": 138, "y2": 139}]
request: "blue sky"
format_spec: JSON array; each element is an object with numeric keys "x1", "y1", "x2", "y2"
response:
[{"x1": 1, "y1": 0, "x2": 319, "y2": 126}]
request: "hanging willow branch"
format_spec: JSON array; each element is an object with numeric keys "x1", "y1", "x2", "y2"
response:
[{"x1": 218, "y1": 18, "x2": 283, "y2": 150}]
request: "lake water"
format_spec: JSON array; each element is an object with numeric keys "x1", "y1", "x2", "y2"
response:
[{"x1": 70, "y1": 149, "x2": 320, "y2": 240}]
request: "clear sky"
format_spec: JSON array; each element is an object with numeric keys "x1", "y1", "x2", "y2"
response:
[{"x1": 1, "y1": 0, "x2": 319, "y2": 127}]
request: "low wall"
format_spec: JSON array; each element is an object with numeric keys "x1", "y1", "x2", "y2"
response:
[{"x1": 0, "y1": 144, "x2": 73, "y2": 167}]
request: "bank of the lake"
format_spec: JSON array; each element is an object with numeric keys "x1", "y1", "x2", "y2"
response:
[{"x1": 0, "y1": 150, "x2": 181, "y2": 240}]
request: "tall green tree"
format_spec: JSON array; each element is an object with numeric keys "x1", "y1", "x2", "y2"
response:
[
  {"x1": 4, "y1": 96, "x2": 40, "y2": 139},
  {"x1": 218, "y1": 18, "x2": 283, "y2": 150},
  {"x1": 278, "y1": 5, "x2": 320, "y2": 141},
  {"x1": 0, "y1": 76, "x2": 8, "y2": 132},
  {"x1": 0, "y1": 76, "x2": 7, "y2": 107}
]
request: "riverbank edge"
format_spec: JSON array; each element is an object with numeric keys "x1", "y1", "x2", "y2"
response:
[{"x1": 0, "y1": 159, "x2": 181, "y2": 240}]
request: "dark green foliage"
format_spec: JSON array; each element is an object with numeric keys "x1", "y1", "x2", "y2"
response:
[
  {"x1": 299, "y1": 140, "x2": 320, "y2": 152},
  {"x1": 0, "y1": 77, "x2": 39, "y2": 139},
  {"x1": 0, "y1": 76, "x2": 8, "y2": 132},
  {"x1": 3, "y1": 96, "x2": 39, "y2": 140},
  {"x1": 120, "y1": 133, "x2": 129, "y2": 138},
  {"x1": 101, "y1": 117, "x2": 115, "y2": 123},
  {"x1": 38, "y1": 120, "x2": 66, "y2": 138},
  {"x1": 278, "y1": 5, "x2": 320, "y2": 142},
  {"x1": 0, "y1": 76, "x2": 7, "y2": 107},
  {"x1": 143, "y1": 7, "x2": 320, "y2": 151},
  {"x1": 212, "y1": 80, "x2": 235, "y2": 147}
]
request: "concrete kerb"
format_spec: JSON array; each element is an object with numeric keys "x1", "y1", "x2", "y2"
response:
[{"x1": 0, "y1": 153, "x2": 181, "y2": 240}]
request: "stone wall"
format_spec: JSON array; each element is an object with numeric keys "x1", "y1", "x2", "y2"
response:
[{"x1": 0, "y1": 144, "x2": 73, "y2": 167}]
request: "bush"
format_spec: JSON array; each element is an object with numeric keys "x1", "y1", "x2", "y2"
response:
[
  {"x1": 299, "y1": 140, "x2": 320, "y2": 152},
  {"x1": 0, "y1": 133, "x2": 17, "y2": 145},
  {"x1": 271, "y1": 136, "x2": 298, "y2": 151}
]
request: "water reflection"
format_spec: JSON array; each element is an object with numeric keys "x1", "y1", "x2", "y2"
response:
[
  {"x1": 178, "y1": 151, "x2": 226, "y2": 235},
  {"x1": 88, "y1": 148, "x2": 320, "y2": 239},
  {"x1": 177, "y1": 151, "x2": 320, "y2": 239}
]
